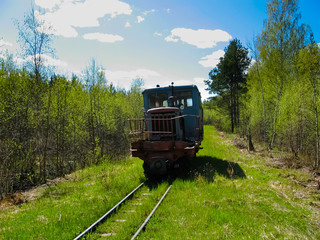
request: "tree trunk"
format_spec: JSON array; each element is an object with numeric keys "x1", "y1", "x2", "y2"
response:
[
  {"x1": 230, "y1": 90, "x2": 234, "y2": 133},
  {"x1": 256, "y1": 65, "x2": 268, "y2": 144},
  {"x1": 42, "y1": 84, "x2": 52, "y2": 180},
  {"x1": 248, "y1": 126, "x2": 255, "y2": 151},
  {"x1": 313, "y1": 86, "x2": 319, "y2": 168}
]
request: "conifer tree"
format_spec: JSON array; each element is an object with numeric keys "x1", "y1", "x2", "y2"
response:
[{"x1": 206, "y1": 39, "x2": 250, "y2": 132}]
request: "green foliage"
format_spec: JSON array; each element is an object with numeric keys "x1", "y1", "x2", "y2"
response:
[
  {"x1": 203, "y1": 98, "x2": 230, "y2": 131},
  {"x1": 243, "y1": 0, "x2": 320, "y2": 168},
  {"x1": 0, "y1": 55, "x2": 144, "y2": 198},
  {"x1": 203, "y1": 0, "x2": 320, "y2": 167},
  {"x1": 206, "y1": 39, "x2": 250, "y2": 133}
]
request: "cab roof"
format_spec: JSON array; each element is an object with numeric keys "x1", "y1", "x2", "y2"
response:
[{"x1": 142, "y1": 84, "x2": 199, "y2": 94}]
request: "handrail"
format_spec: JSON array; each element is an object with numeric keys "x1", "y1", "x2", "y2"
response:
[{"x1": 128, "y1": 114, "x2": 200, "y2": 141}]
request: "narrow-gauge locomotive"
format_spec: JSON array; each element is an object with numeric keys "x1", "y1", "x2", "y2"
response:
[{"x1": 129, "y1": 84, "x2": 203, "y2": 177}]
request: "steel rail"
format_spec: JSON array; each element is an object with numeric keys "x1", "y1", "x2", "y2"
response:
[
  {"x1": 74, "y1": 182, "x2": 144, "y2": 240},
  {"x1": 131, "y1": 184, "x2": 172, "y2": 240}
]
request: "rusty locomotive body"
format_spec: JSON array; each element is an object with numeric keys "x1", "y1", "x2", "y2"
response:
[{"x1": 129, "y1": 84, "x2": 203, "y2": 177}]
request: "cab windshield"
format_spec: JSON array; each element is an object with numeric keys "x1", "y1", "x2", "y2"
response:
[
  {"x1": 148, "y1": 92, "x2": 168, "y2": 108},
  {"x1": 148, "y1": 90, "x2": 193, "y2": 109},
  {"x1": 174, "y1": 91, "x2": 193, "y2": 108}
]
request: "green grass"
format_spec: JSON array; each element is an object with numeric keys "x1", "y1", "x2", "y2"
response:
[
  {"x1": 88, "y1": 181, "x2": 170, "y2": 240},
  {"x1": 0, "y1": 158, "x2": 145, "y2": 240},
  {"x1": 0, "y1": 125, "x2": 319, "y2": 239},
  {"x1": 139, "y1": 126, "x2": 320, "y2": 239}
]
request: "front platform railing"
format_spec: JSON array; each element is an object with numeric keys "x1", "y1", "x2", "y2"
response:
[{"x1": 128, "y1": 114, "x2": 200, "y2": 142}]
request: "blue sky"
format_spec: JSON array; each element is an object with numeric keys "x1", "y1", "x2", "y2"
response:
[{"x1": 0, "y1": 0, "x2": 319, "y2": 99}]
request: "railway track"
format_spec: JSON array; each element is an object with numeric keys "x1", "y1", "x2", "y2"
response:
[
  {"x1": 131, "y1": 184, "x2": 172, "y2": 240},
  {"x1": 73, "y1": 182, "x2": 172, "y2": 240}
]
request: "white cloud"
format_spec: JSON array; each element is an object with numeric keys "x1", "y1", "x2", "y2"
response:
[
  {"x1": 198, "y1": 49, "x2": 225, "y2": 68},
  {"x1": 35, "y1": 0, "x2": 132, "y2": 38},
  {"x1": 165, "y1": 35, "x2": 179, "y2": 42},
  {"x1": 125, "y1": 21, "x2": 131, "y2": 28},
  {"x1": 137, "y1": 16, "x2": 145, "y2": 23},
  {"x1": 0, "y1": 39, "x2": 13, "y2": 48},
  {"x1": 165, "y1": 28, "x2": 232, "y2": 49},
  {"x1": 34, "y1": 0, "x2": 63, "y2": 10},
  {"x1": 42, "y1": 55, "x2": 68, "y2": 68},
  {"x1": 13, "y1": 54, "x2": 68, "y2": 71},
  {"x1": 105, "y1": 68, "x2": 160, "y2": 89},
  {"x1": 143, "y1": 9, "x2": 155, "y2": 15},
  {"x1": 25, "y1": 54, "x2": 68, "y2": 68},
  {"x1": 154, "y1": 32, "x2": 163, "y2": 37},
  {"x1": 14, "y1": 57, "x2": 26, "y2": 66},
  {"x1": 83, "y1": 32, "x2": 124, "y2": 43}
]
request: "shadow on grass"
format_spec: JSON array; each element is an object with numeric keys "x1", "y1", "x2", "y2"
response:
[
  {"x1": 144, "y1": 156, "x2": 246, "y2": 187},
  {"x1": 179, "y1": 156, "x2": 246, "y2": 182}
]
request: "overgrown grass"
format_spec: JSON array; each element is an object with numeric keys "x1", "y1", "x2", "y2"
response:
[
  {"x1": 0, "y1": 158, "x2": 145, "y2": 239},
  {"x1": 139, "y1": 126, "x2": 320, "y2": 239},
  {"x1": 1, "y1": 125, "x2": 319, "y2": 239},
  {"x1": 88, "y1": 181, "x2": 170, "y2": 239}
]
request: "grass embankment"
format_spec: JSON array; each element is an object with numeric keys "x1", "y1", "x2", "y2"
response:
[
  {"x1": 0, "y1": 159, "x2": 144, "y2": 239},
  {"x1": 0, "y1": 125, "x2": 319, "y2": 239}
]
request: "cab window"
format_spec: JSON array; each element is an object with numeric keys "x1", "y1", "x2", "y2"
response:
[
  {"x1": 148, "y1": 92, "x2": 168, "y2": 108},
  {"x1": 174, "y1": 91, "x2": 193, "y2": 108}
]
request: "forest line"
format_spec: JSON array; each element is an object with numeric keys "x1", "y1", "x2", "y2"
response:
[
  {"x1": 204, "y1": 0, "x2": 320, "y2": 169},
  {"x1": 0, "y1": 55, "x2": 144, "y2": 198}
]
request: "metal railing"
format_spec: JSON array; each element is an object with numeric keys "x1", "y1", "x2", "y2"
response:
[
  {"x1": 128, "y1": 112, "x2": 176, "y2": 141},
  {"x1": 129, "y1": 113, "x2": 200, "y2": 142}
]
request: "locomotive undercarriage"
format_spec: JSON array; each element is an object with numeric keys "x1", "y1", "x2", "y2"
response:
[{"x1": 131, "y1": 140, "x2": 199, "y2": 177}]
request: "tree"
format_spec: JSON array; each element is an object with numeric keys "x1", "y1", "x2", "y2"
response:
[
  {"x1": 128, "y1": 78, "x2": 144, "y2": 119},
  {"x1": 256, "y1": 0, "x2": 309, "y2": 149},
  {"x1": 247, "y1": 36, "x2": 268, "y2": 144},
  {"x1": 15, "y1": 7, "x2": 54, "y2": 82},
  {"x1": 206, "y1": 39, "x2": 250, "y2": 132},
  {"x1": 14, "y1": 7, "x2": 56, "y2": 173},
  {"x1": 298, "y1": 33, "x2": 320, "y2": 168},
  {"x1": 83, "y1": 58, "x2": 107, "y2": 160}
]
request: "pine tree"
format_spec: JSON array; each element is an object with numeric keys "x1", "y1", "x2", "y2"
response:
[{"x1": 206, "y1": 39, "x2": 250, "y2": 133}]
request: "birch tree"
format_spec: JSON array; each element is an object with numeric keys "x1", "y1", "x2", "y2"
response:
[
  {"x1": 15, "y1": 7, "x2": 54, "y2": 82},
  {"x1": 257, "y1": 0, "x2": 308, "y2": 149}
]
